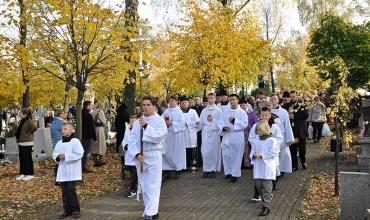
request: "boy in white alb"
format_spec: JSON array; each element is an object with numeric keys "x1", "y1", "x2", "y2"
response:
[
  {"x1": 122, "y1": 115, "x2": 138, "y2": 198},
  {"x1": 217, "y1": 94, "x2": 248, "y2": 183},
  {"x1": 198, "y1": 93, "x2": 222, "y2": 178},
  {"x1": 250, "y1": 120, "x2": 279, "y2": 217},
  {"x1": 128, "y1": 96, "x2": 168, "y2": 220},
  {"x1": 52, "y1": 122, "x2": 84, "y2": 219}
]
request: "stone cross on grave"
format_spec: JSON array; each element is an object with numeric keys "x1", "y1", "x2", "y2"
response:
[{"x1": 34, "y1": 105, "x2": 48, "y2": 128}]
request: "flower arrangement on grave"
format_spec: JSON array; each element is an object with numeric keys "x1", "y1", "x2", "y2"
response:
[{"x1": 2, "y1": 123, "x2": 18, "y2": 139}]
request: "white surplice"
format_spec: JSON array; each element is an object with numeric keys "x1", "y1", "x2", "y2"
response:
[
  {"x1": 249, "y1": 136, "x2": 280, "y2": 180},
  {"x1": 52, "y1": 138, "x2": 84, "y2": 182},
  {"x1": 122, "y1": 129, "x2": 135, "y2": 166},
  {"x1": 128, "y1": 113, "x2": 167, "y2": 217},
  {"x1": 272, "y1": 106, "x2": 294, "y2": 173},
  {"x1": 217, "y1": 102, "x2": 230, "y2": 112},
  {"x1": 183, "y1": 109, "x2": 200, "y2": 148},
  {"x1": 197, "y1": 104, "x2": 222, "y2": 172},
  {"x1": 249, "y1": 123, "x2": 283, "y2": 149},
  {"x1": 161, "y1": 106, "x2": 186, "y2": 170},
  {"x1": 217, "y1": 105, "x2": 248, "y2": 177}
]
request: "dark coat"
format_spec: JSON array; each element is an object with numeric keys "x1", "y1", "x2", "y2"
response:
[
  {"x1": 191, "y1": 105, "x2": 204, "y2": 117},
  {"x1": 82, "y1": 108, "x2": 97, "y2": 141},
  {"x1": 16, "y1": 118, "x2": 37, "y2": 143},
  {"x1": 290, "y1": 101, "x2": 309, "y2": 139},
  {"x1": 115, "y1": 103, "x2": 130, "y2": 153}
]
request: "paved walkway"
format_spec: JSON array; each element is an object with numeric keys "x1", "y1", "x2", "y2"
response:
[{"x1": 46, "y1": 140, "x2": 325, "y2": 220}]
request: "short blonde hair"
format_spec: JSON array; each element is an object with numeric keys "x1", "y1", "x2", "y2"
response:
[
  {"x1": 264, "y1": 101, "x2": 272, "y2": 108},
  {"x1": 95, "y1": 101, "x2": 105, "y2": 109},
  {"x1": 62, "y1": 122, "x2": 74, "y2": 129},
  {"x1": 255, "y1": 120, "x2": 270, "y2": 135}
]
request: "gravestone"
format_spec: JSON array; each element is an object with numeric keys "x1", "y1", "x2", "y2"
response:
[
  {"x1": 33, "y1": 105, "x2": 53, "y2": 158},
  {"x1": 360, "y1": 97, "x2": 370, "y2": 137},
  {"x1": 3, "y1": 137, "x2": 18, "y2": 163},
  {"x1": 339, "y1": 170, "x2": 370, "y2": 219},
  {"x1": 356, "y1": 137, "x2": 370, "y2": 168},
  {"x1": 340, "y1": 135, "x2": 370, "y2": 219}
]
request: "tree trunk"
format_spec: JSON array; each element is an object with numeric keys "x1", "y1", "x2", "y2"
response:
[
  {"x1": 19, "y1": 0, "x2": 29, "y2": 108},
  {"x1": 22, "y1": 83, "x2": 30, "y2": 108},
  {"x1": 334, "y1": 117, "x2": 339, "y2": 196},
  {"x1": 122, "y1": 72, "x2": 136, "y2": 115},
  {"x1": 270, "y1": 61, "x2": 275, "y2": 93},
  {"x1": 63, "y1": 83, "x2": 72, "y2": 114},
  {"x1": 123, "y1": 0, "x2": 139, "y2": 115},
  {"x1": 75, "y1": 88, "x2": 84, "y2": 141}
]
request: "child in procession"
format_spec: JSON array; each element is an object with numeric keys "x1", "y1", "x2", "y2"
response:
[
  {"x1": 123, "y1": 115, "x2": 139, "y2": 198},
  {"x1": 250, "y1": 120, "x2": 280, "y2": 217},
  {"x1": 52, "y1": 122, "x2": 84, "y2": 219}
]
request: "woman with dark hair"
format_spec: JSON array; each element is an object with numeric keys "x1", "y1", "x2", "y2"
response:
[
  {"x1": 15, "y1": 108, "x2": 38, "y2": 181},
  {"x1": 115, "y1": 102, "x2": 130, "y2": 178}
]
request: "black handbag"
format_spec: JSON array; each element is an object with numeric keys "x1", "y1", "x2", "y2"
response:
[{"x1": 94, "y1": 110, "x2": 104, "y2": 127}]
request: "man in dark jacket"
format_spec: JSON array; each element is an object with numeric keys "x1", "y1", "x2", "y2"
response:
[
  {"x1": 81, "y1": 101, "x2": 97, "y2": 173},
  {"x1": 289, "y1": 91, "x2": 309, "y2": 172}
]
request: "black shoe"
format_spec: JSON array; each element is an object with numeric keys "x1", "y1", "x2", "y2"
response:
[
  {"x1": 230, "y1": 177, "x2": 237, "y2": 183},
  {"x1": 259, "y1": 207, "x2": 270, "y2": 216},
  {"x1": 55, "y1": 181, "x2": 61, "y2": 186},
  {"x1": 152, "y1": 213, "x2": 159, "y2": 219},
  {"x1": 73, "y1": 210, "x2": 80, "y2": 218},
  {"x1": 303, "y1": 163, "x2": 308, "y2": 169},
  {"x1": 99, "y1": 160, "x2": 107, "y2": 166},
  {"x1": 82, "y1": 169, "x2": 92, "y2": 173},
  {"x1": 279, "y1": 173, "x2": 284, "y2": 178},
  {"x1": 59, "y1": 211, "x2": 72, "y2": 219},
  {"x1": 202, "y1": 172, "x2": 210, "y2": 178},
  {"x1": 225, "y1": 174, "x2": 232, "y2": 179},
  {"x1": 292, "y1": 167, "x2": 297, "y2": 172},
  {"x1": 272, "y1": 180, "x2": 278, "y2": 190},
  {"x1": 93, "y1": 162, "x2": 101, "y2": 167}
]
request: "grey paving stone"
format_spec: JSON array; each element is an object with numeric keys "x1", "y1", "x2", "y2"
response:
[{"x1": 46, "y1": 139, "x2": 324, "y2": 220}]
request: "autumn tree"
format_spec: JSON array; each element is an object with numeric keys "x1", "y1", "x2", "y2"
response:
[
  {"x1": 295, "y1": 0, "x2": 352, "y2": 28},
  {"x1": 160, "y1": 0, "x2": 267, "y2": 96},
  {"x1": 307, "y1": 13, "x2": 370, "y2": 89},
  {"x1": 275, "y1": 34, "x2": 329, "y2": 92},
  {"x1": 256, "y1": 0, "x2": 294, "y2": 93},
  {"x1": 122, "y1": 0, "x2": 139, "y2": 115},
  {"x1": 1, "y1": 0, "x2": 135, "y2": 139}
]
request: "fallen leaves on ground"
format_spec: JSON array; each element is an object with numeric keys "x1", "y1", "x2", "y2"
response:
[
  {"x1": 0, "y1": 148, "x2": 126, "y2": 219},
  {"x1": 297, "y1": 172, "x2": 339, "y2": 220}
]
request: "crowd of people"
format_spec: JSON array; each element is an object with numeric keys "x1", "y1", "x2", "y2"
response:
[
  {"x1": 1, "y1": 89, "x2": 327, "y2": 219},
  {"x1": 117, "y1": 90, "x2": 327, "y2": 220}
]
